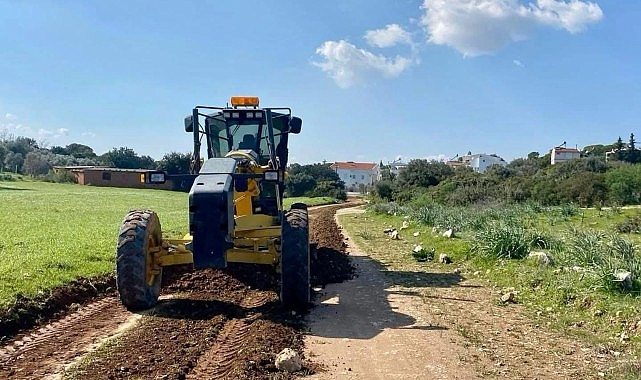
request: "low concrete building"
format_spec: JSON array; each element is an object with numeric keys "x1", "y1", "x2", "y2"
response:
[
  {"x1": 446, "y1": 153, "x2": 507, "y2": 173},
  {"x1": 551, "y1": 146, "x2": 581, "y2": 165},
  {"x1": 53, "y1": 166, "x2": 192, "y2": 190}
]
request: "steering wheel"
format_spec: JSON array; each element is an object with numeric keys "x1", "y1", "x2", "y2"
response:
[{"x1": 225, "y1": 150, "x2": 258, "y2": 165}]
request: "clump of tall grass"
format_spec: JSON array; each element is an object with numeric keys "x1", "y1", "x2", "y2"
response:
[
  {"x1": 562, "y1": 228, "x2": 605, "y2": 267},
  {"x1": 528, "y1": 230, "x2": 563, "y2": 252},
  {"x1": 368, "y1": 201, "x2": 406, "y2": 216},
  {"x1": 559, "y1": 228, "x2": 641, "y2": 293},
  {"x1": 472, "y1": 222, "x2": 530, "y2": 260}
]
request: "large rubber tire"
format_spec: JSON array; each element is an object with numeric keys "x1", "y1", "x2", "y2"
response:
[
  {"x1": 116, "y1": 210, "x2": 163, "y2": 311},
  {"x1": 280, "y1": 206, "x2": 311, "y2": 308}
]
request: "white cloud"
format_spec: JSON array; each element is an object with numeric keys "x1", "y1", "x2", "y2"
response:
[
  {"x1": 37, "y1": 128, "x2": 68, "y2": 139},
  {"x1": 364, "y1": 24, "x2": 413, "y2": 48},
  {"x1": 81, "y1": 131, "x2": 96, "y2": 137},
  {"x1": 420, "y1": 0, "x2": 603, "y2": 56},
  {"x1": 313, "y1": 40, "x2": 413, "y2": 88},
  {"x1": 513, "y1": 59, "x2": 525, "y2": 67},
  {"x1": 38, "y1": 128, "x2": 54, "y2": 137},
  {"x1": 424, "y1": 154, "x2": 450, "y2": 162},
  {"x1": 5, "y1": 113, "x2": 17, "y2": 121}
]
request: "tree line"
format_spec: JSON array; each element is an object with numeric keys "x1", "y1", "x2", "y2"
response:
[
  {"x1": 375, "y1": 134, "x2": 641, "y2": 207},
  {"x1": 0, "y1": 133, "x2": 347, "y2": 199},
  {"x1": 0, "y1": 134, "x2": 192, "y2": 181}
]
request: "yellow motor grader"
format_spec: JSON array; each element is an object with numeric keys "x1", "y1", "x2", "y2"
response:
[{"x1": 115, "y1": 96, "x2": 309, "y2": 310}]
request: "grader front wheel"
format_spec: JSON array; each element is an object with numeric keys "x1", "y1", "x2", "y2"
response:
[
  {"x1": 280, "y1": 204, "x2": 311, "y2": 308},
  {"x1": 116, "y1": 210, "x2": 163, "y2": 311}
]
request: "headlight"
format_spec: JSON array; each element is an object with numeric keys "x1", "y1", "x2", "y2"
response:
[{"x1": 263, "y1": 171, "x2": 279, "y2": 181}]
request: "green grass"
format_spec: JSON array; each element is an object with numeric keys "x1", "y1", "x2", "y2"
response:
[
  {"x1": 283, "y1": 196, "x2": 338, "y2": 208},
  {"x1": 0, "y1": 180, "x2": 335, "y2": 309}
]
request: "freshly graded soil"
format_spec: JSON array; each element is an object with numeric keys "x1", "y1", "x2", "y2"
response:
[{"x1": 0, "y1": 202, "x2": 358, "y2": 379}]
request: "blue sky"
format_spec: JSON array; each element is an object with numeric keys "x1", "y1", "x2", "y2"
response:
[{"x1": 1, "y1": 1, "x2": 639, "y2": 164}]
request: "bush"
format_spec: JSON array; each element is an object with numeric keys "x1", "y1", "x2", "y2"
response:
[
  {"x1": 473, "y1": 222, "x2": 530, "y2": 260},
  {"x1": 616, "y1": 214, "x2": 641, "y2": 234},
  {"x1": 43, "y1": 169, "x2": 77, "y2": 184}
]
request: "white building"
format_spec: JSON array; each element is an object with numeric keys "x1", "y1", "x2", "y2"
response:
[
  {"x1": 551, "y1": 146, "x2": 581, "y2": 165},
  {"x1": 447, "y1": 153, "x2": 507, "y2": 173},
  {"x1": 330, "y1": 161, "x2": 380, "y2": 191}
]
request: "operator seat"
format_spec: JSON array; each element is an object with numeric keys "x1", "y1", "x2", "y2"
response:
[{"x1": 238, "y1": 134, "x2": 256, "y2": 151}]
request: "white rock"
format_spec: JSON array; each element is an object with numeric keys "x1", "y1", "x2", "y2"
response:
[
  {"x1": 390, "y1": 230, "x2": 400, "y2": 240},
  {"x1": 413, "y1": 245, "x2": 423, "y2": 253},
  {"x1": 413, "y1": 231, "x2": 420, "y2": 237},
  {"x1": 528, "y1": 251, "x2": 554, "y2": 266},
  {"x1": 614, "y1": 271, "x2": 633, "y2": 290},
  {"x1": 400, "y1": 220, "x2": 410, "y2": 230},
  {"x1": 439, "y1": 253, "x2": 452, "y2": 264},
  {"x1": 442, "y1": 229, "x2": 455, "y2": 238},
  {"x1": 275, "y1": 348, "x2": 302, "y2": 373},
  {"x1": 500, "y1": 291, "x2": 516, "y2": 303}
]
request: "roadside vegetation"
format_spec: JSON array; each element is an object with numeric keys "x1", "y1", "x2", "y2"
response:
[
  {"x1": 343, "y1": 180, "x2": 641, "y2": 378},
  {"x1": 0, "y1": 179, "x2": 338, "y2": 309},
  {"x1": 340, "y1": 203, "x2": 641, "y2": 377}
]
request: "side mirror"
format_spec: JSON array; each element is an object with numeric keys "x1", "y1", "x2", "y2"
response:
[
  {"x1": 184, "y1": 115, "x2": 194, "y2": 132},
  {"x1": 288, "y1": 117, "x2": 302, "y2": 134}
]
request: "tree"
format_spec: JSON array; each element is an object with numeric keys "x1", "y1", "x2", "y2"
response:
[
  {"x1": 374, "y1": 180, "x2": 394, "y2": 201},
  {"x1": 628, "y1": 133, "x2": 640, "y2": 163},
  {"x1": 4, "y1": 152, "x2": 24, "y2": 173},
  {"x1": 100, "y1": 147, "x2": 155, "y2": 169},
  {"x1": 615, "y1": 136, "x2": 626, "y2": 161},
  {"x1": 396, "y1": 159, "x2": 453, "y2": 189},
  {"x1": 527, "y1": 151, "x2": 540, "y2": 160},
  {"x1": 66, "y1": 143, "x2": 96, "y2": 159},
  {"x1": 23, "y1": 152, "x2": 52, "y2": 176},
  {"x1": 0, "y1": 144, "x2": 7, "y2": 172},
  {"x1": 157, "y1": 152, "x2": 192, "y2": 174},
  {"x1": 285, "y1": 162, "x2": 346, "y2": 198},
  {"x1": 6, "y1": 137, "x2": 38, "y2": 156},
  {"x1": 288, "y1": 163, "x2": 343, "y2": 184},
  {"x1": 50, "y1": 146, "x2": 69, "y2": 155},
  {"x1": 285, "y1": 173, "x2": 316, "y2": 197},
  {"x1": 606, "y1": 164, "x2": 641, "y2": 205}
]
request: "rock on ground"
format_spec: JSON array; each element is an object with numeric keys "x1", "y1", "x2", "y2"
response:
[{"x1": 275, "y1": 348, "x2": 302, "y2": 372}]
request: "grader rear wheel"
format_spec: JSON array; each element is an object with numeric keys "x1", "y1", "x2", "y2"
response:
[
  {"x1": 280, "y1": 205, "x2": 311, "y2": 308},
  {"x1": 116, "y1": 210, "x2": 163, "y2": 311}
]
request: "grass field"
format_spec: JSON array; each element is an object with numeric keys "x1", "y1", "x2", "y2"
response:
[{"x1": 0, "y1": 179, "x2": 336, "y2": 308}]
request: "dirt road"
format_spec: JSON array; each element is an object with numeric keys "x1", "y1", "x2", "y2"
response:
[{"x1": 305, "y1": 208, "x2": 613, "y2": 380}]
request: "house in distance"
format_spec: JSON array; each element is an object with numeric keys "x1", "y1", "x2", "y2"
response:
[{"x1": 330, "y1": 161, "x2": 380, "y2": 192}]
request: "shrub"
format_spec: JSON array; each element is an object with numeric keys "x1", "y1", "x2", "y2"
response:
[
  {"x1": 43, "y1": 169, "x2": 77, "y2": 184},
  {"x1": 472, "y1": 222, "x2": 530, "y2": 260},
  {"x1": 615, "y1": 214, "x2": 641, "y2": 234}
]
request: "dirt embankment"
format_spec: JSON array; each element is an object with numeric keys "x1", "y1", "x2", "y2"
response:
[{"x1": 0, "y1": 202, "x2": 358, "y2": 379}]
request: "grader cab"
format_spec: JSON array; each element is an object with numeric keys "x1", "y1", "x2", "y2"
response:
[{"x1": 115, "y1": 96, "x2": 309, "y2": 310}]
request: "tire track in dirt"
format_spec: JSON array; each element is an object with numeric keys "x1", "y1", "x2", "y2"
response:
[
  {"x1": 186, "y1": 290, "x2": 275, "y2": 379},
  {"x1": 0, "y1": 296, "x2": 138, "y2": 379}
]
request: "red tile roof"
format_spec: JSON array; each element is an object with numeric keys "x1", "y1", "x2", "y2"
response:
[{"x1": 331, "y1": 161, "x2": 377, "y2": 170}]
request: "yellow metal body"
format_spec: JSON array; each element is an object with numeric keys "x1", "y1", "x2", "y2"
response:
[{"x1": 150, "y1": 151, "x2": 284, "y2": 270}]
